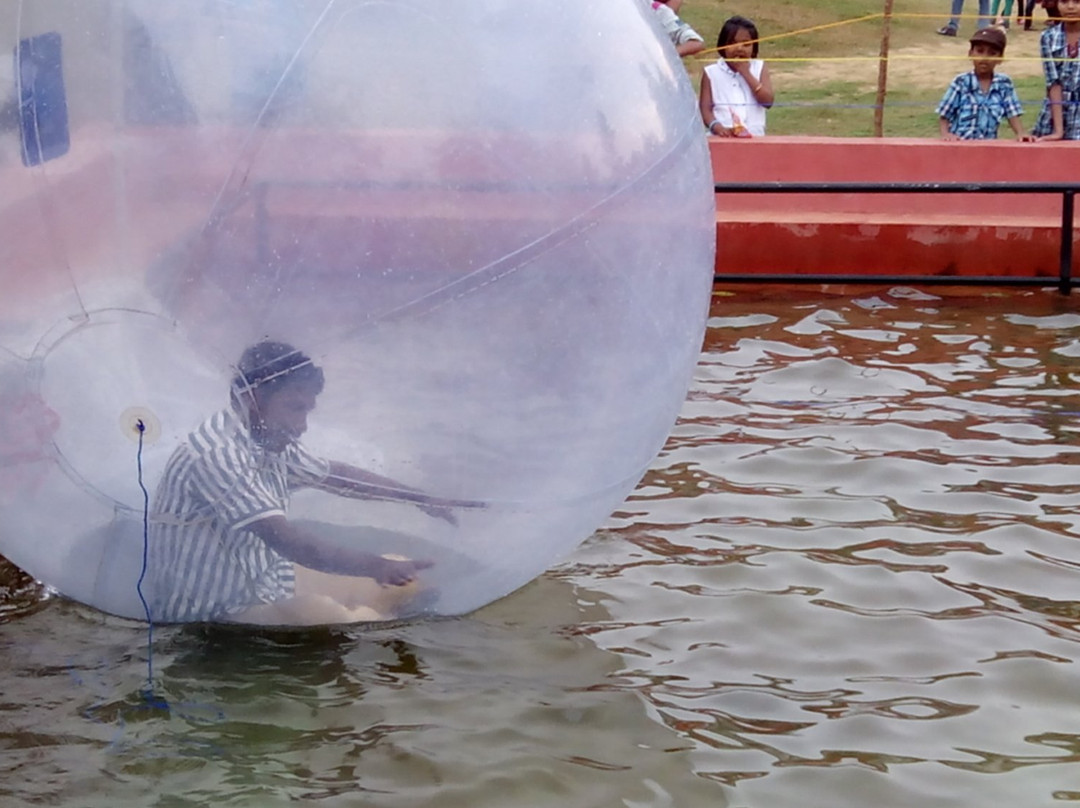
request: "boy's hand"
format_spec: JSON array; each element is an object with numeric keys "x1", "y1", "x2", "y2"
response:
[
  {"x1": 417, "y1": 496, "x2": 487, "y2": 524},
  {"x1": 371, "y1": 556, "x2": 434, "y2": 586}
]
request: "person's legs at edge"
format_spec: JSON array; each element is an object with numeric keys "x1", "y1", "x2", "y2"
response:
[
  {"x1": 231, "y1": 593, "x2": 383, "y2": 626},
  {"x1": 292, "y1": 563, "x2": 424, "y2": 618},
  {"x1": 939, "y1": 0, "x2": 965, "y2": 33},
  {"x1": 227, "y1": 562, "x2": 424, "y2": 625},
  {"x1": 1022, "y1": 0, "x2": 1033, "y2": 25}
]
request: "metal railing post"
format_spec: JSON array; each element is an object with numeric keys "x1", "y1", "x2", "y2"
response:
[{"x1": 1061, "y1": 189, "x2": 1075, "y2": 296}]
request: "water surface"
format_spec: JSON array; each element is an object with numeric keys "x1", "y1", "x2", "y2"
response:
[{"x1": 4, "y1": 285, "x2": 1080, "y2": 807}]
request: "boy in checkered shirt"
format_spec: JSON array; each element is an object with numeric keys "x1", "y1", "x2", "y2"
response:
[{"x1": 937, "y1": 27, "x2": 1031, "y2": 140}]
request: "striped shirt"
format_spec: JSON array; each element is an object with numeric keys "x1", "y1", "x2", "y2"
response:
[
  {"x1": 147, "y1": 407, "x2": 332, "y2": 622},
  {"x1": 1032, "y1": 24, "x2": 1080, "y2": 140},
  {"x1": 936, "y1": 71, "x2": 1023, "y2": 140}
]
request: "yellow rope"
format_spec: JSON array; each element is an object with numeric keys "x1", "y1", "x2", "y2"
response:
[
  {"x1": 704, "y1": 55, "x2": 1078, "y2": 63},
  {"x1": 749, "y1": 13, "x2": 884, "y2": 47},
  {"x1": 698, "y1": 10, "x2": 1060, "y2": 58},
  {"x1": 693, "y1": 9, "x2": 1073, "y2": 64}
]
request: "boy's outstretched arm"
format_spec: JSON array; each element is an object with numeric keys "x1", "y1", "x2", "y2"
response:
[
  {"x1": 249, "y1": 515, "x2": 431, "y2": 584},
  {"x1": 323, "y1": 460, "x2": 485, "y2": 524}
]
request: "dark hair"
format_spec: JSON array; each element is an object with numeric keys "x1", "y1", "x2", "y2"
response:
[
  {"x1": 231, "y1": 340, "x2": 324, "y2": 402},
  {"x1": 717, "y1": 15, "x2": 760, "y2": 58}
]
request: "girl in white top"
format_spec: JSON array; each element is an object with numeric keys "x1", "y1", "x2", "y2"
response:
[{"x1": 699, "y1": 16, "x2": 774, "y2": 137}]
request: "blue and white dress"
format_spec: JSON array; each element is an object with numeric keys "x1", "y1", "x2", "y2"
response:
[{"x1": 1032, "y1": 25, "x2": 1080, "y2": 140}]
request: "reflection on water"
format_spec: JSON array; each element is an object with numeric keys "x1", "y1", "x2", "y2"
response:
[
  {"x1": 0, "y1": 558, "x2": 45, "y2": 622},
  {"x1": 5, "y1": 285, "x2": 1080, "y2": 806},
  {"x1": 585, "y1": 285, "x2": 1080, "y2": 806},
  {"x1": 0, "y1": 568, "x2": 722, "y2": 807}
]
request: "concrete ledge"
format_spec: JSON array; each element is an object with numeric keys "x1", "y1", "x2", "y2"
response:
[{"x1": 711, "y1": 136, "x2": 1080, "y2": 278}]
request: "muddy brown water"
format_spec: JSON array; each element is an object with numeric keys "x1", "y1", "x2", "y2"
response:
[{"x1": 3, "y1": 284, "x2": 1080, "y2": 807}]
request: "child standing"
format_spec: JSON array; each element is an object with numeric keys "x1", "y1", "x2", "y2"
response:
[
  {"x1": 699, "y1": 16, "x2": 774, "y2": 137},
  {"x1": 1032, "y1": 0, "x2": 1080, "y2": 140},
  {"x1": 936, "y1": 27, "x2": 1030, "y2": 140}
]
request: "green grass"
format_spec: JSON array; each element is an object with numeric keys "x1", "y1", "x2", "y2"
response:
[
  {"x1": 766, "y1": 81, "x2": 918, "y2": 138},
  {"x1": 678, "y1": 0, "x2": 1052, "y2": 137},
  {"x1": 686, "y1": 0, "x2": 909, "y2": 56}
]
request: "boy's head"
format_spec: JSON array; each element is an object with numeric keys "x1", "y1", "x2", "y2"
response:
[
  {"x1": 231, "y1": 341, "x2": 325, "y2": 450},
  {"x1": 232, "y1": 341, "x2": 324, "y2": 401},
  {"x1": 968, "y1": 27, "x2": 1006, "y2": 58}
]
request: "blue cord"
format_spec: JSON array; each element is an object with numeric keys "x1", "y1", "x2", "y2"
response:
[{"x1": 134, "y1": 419, "x2": 154, "y2": 691}]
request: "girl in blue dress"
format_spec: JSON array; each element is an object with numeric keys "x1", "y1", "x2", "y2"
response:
[{"x1": 1032, "y1": 0, "x2": 1080, "y2": 140}]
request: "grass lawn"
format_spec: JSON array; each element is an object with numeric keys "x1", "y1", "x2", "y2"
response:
[{"x1": 678, "y1": 0, "x2": 1052, "y2": 137}]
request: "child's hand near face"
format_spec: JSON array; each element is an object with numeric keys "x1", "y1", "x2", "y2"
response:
[{"x1": 729, "y1": 57, "x2": 752, "y2": 81}]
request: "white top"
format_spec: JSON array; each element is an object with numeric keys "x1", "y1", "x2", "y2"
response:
[
  {"x1": 147, "y1": 406, "x2": 333, "y2": 622},
  {"x1": 704, "y1": 58, "x2": 767, "y2": 137}
]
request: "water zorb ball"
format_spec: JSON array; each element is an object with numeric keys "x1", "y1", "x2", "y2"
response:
[{"x1": 0, "y1": 0, "x2": 715, "y2": 624}]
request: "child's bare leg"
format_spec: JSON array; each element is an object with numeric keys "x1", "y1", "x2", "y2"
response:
[
  {"x1": 230, "y1": 594, "x2": 383, "y2": 626},
  {"x1": 293, "y1": 563, "x2": 425, "y2": 617}
]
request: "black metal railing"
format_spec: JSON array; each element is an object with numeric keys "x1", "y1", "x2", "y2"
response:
[{"x1": 713, "y1": 182, "x2": 1078, "y2": 294}]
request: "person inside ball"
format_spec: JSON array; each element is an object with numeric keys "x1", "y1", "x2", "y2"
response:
[{"x1": 147, "y1": 340, "x2": 477, "y2": 625}]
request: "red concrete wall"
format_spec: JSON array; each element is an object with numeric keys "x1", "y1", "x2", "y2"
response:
[
  {"x1": 0, "y1": 127, "x2": 614, "y2": 313},
  {"x1": 6, "y1": 130, "x2": 1076, "y2": 293},
  {"x1": 711, "y1": 136, "x2": 1080, "y2": 278}
]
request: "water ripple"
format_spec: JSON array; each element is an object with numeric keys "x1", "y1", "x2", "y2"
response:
[
  {"x1": 4, "y1": 288, "x2": 1080, "y2": 806},
  {"x1": 587, "y1": 288, "x2": 1080, "y2": 806}
]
